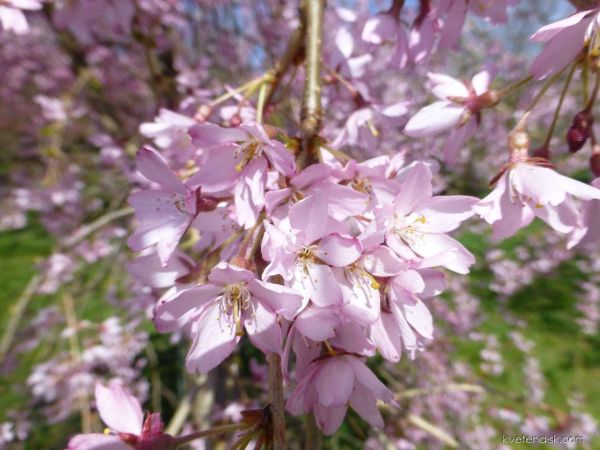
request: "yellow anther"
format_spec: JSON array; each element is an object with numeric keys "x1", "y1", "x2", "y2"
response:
[
  {"x1": 324, "y1": 341, "x2": 336, "y2": 356},
  {"x1": 367, "y1": 118, "x2": 379, "y2": 137}
]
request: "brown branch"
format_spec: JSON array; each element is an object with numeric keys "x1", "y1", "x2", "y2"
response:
[
  {"x1": 268, "y1": 352, "x2": 287, "y2": 450},
  {"x1": 300, "y1": 0, "x2": 325, "y2": 139},
  {"x1": 263, "y1": 21, "x2": 306, "y2": 113}
]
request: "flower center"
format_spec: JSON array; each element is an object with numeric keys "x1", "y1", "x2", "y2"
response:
[
  {"x1": 221, "y1": 282, "x2": 252, "y2": 336},
  {"x1": 347, "y1": 262, "x2": 380, "y2": 290},
  {"x1": 393, "y1": 213, "x2": 427, "y2": 246},
  {"x1": 506, "y1": 169, "x2": 544, "y2": 208},
  {"x1": 351, "y1": 177, "x2": 372, "y2": 195},
  {"x1": 296, "y1": 245, "x2": 318, "y2": 270},
  {"x1": 234, "y1": 140, "x2": 262, "y2": 172}
]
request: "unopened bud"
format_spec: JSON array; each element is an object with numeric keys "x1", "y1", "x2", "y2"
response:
[
  {"x1": 573, "y1": 110, "x2": 593, "y2": 128},
  {"x1": 590, "y1": 151, "x2": 600, "y2": 177},
  {"x1": 567, "y1": 110, "x2": 593, "y2": 153},
  {"x1": 567, "y1": 127, "x2": 589, "y2": 153}
]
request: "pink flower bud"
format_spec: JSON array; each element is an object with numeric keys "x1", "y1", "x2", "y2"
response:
[
  {"x1": 567, "y1": 110, "x2": 593, "y2": 153},
  {"x1": 590, "y1": 152, "x2": 600, "y2": 177}
]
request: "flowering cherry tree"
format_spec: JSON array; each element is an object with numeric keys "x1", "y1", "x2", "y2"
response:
[{"x1": 1, "y1": 0, "x2": 600, "y2": 449}]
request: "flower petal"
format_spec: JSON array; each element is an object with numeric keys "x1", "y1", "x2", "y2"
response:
[
  {"x1": 67, "y1": 433, "x2": 132, "y2": 450},
  {"x1": 244, "y1": 300, "x2": 282, "y2": 354},
  {"x1": 393, "y1": 162, "x2": 433, "y2": 216},
  {"x1": 349, "y1": 383, "x2": 385, "y2": 429},
  {"x1": 404, "y1": 101, "x2": 464, "y2": 137},
  {"x1": 314, "y1": 404, "x2": 347, "y2": 435},
  {"x1": 370, "y1": 313, "x2": 402, "y2": 363},
  {"x1": 417, "y1": 195, "x2": 478, "y2": 233},
  {"x1": 315, "y1": 358, "x2": 354, "y2": 406},
  {"x1": 306, "y1": 263, "x2": 344, "y2": 307},
  {"x1": 529, "y1": 16, "x2": 591, "y2": 79},
  {"x1": 95, "y1": 383, "x2": 143, "y2": 435},
  {"x1": 248, "y1": 279, "x2": 302, "y2": 320},
  {"x1": 136, "y1": 147, "x2": 185, "y2": 194},
  {"x1": 427, "y1": 73, "x2": 469, "y2": 99},
  {"x1": 315, "y1": 233, "x2": 362, "y2": 267},
  {"x1": 185, "y1": 305, "x2": 238, "y2": 373},
  {"x1": 294, "y1": 305, "x2": 341, "y2": 341},
  {"x1": 154, "y1": 284, "x2": 221, "y2": 332}
]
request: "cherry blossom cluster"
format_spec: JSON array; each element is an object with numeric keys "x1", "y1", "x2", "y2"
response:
[{"x1": 123, "y1": 120, "x2": 484, "y2": 434}]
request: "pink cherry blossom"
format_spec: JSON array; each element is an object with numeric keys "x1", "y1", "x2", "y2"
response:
[
  {"x1": 265, "y1": 163, "x2": 369, "y2": 223},
  {"x1": 370, "y1": 268, "x2": 444, "y2": 361},
  {"x1": 332, "y1": 100, "x2": 409, "y2": 151},
  {"x1": 529, "y1": 8, "x2": 599, "y2": 79},
  {"x1": 404, "y1": 70, "x2": 496, "y2": 163},
  {"x1": 568, "y1": 178, "x2": 600, "y2": 248},
  {"x1": 335, "y1": 221, "x2": 407, "y2": 326},
  {"x1": 475, "y1": 161, "x2": 600, "y2": 240},
  {"x1": 437, "y1": 0, "x2": 518, "y2": 50},
  {"x1": 67, "y1": 383, "x2": 176, "y2": 450},
  {"x1": 128, "y1": 250, "x2": 194, "y2": 289},
  {"x1": 128, "y1": 147, "x2": 216, "y2": 265},
  {"x1": 330, "y1": 25, "x2": 373, "y2": 79},
  {"x1": 261, "y1": 217, "x2": 363, "y2": 311},
  {"x1": 154, "y1": 263, "x2": 302, "y2": 373},
  {"x1": 361, "y1": 12, "x2": 410, "y2": 69},
  {"x1": 384, "y1": 162, "x2": 478, "y2": 274},
  {"x1": 139, "y1": 109, "x2": 197, "y2": 163},
  {"x1": 188, "y1": 122, "x2": 296, "y2": 228},
  {"x1": 0, "y1": 0, "x2": 42, "y2": 34},
  {"x1": 330, "y1": 155, "x2": 405, "y2": 207},
  {"x1": 286, "y1": 352, "x2": 395, "y2": 435}
]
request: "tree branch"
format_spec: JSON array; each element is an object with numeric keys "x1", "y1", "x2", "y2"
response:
[
  {"x1": 268, "y1": 352, "x2": 286, "y2": 450},
  {"x1": 300, "y1": 0, "x2": 325, "y2": 139}
]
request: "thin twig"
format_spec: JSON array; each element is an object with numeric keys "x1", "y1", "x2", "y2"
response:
[
  {"x1": 304, "y1": 414, "x2": 322, "y2": 450},
  {"x1": 174, "y1": 422, "x2": 246, "y2": 446},
  {"x1": 300, "y1": 0, "x2": 325, "y2": 139},
  {"x1": 542, "y1": 62, "x2": 578, "y2": 148},
  {"x1": 268, "y1": 352, "x2": 286, "y2": 450},
  {"x1": 0, "y1": 274, "x2": 44, "y2": 364},
  {"x1": 165, "y1": 390, "x2": 195, "y2": 436},
  {"x1": 263, "y1": 22, "x2": 306, "y2": 113},
  {"x1": 513, "y1": 68, "x2": 566, "y2": 133},
  {"x1": 62, "y1": 292, "x2": 93, "y2": 433},
  {"x1": 61, "y1": 207, "x2": 133, "y2": 249}
]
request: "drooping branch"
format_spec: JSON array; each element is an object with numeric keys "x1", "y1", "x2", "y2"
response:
[{"x1": 262, "y1": 21, "x2": 306, "y2": 114}]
